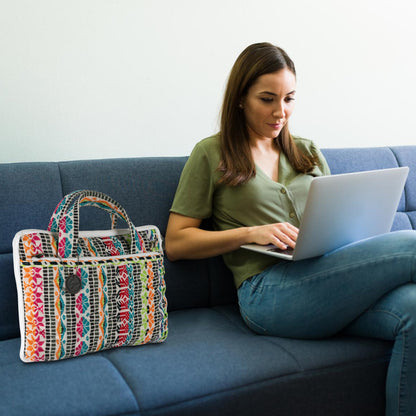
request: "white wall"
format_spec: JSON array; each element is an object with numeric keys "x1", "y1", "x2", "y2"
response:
[{"x1": 1, "y1": 0, "x2": 415, "y2": 163}]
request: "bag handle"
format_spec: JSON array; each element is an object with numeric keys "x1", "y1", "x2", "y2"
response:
[
  {"x1": 48, "y1": 190, "x2": 144, "y2": 258},
  {"x1": 48, "y1": 190, "x2": 118, "y2": 233}
]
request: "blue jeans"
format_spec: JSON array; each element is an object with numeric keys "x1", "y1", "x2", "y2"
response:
[{"x1": 238, "y1": 230, "x2": 416, "y2": 416}]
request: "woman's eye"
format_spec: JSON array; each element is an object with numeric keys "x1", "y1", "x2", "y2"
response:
[
  {"x1": 285, "y1": 97, "x2": 295, "y2": 102},
  {"x1": 260, "y1": 97, "x2": 273, "y2": 103}
]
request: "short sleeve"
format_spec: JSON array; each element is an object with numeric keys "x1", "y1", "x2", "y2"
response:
[{"x1": 170, "y1": 141, "x2": 217, "y2": 219}]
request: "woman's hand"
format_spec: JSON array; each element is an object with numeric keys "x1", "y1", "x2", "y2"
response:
[{"x1": 247, "y1": 222, "x2": 299, "y2": 250}]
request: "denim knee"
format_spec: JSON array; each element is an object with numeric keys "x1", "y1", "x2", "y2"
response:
[
  {"x1": 372, "y1": 283, "x2": 416, "y2": 337},
  {"x1": 238, "y1": 277, "x2": 269, "y2": 335}
]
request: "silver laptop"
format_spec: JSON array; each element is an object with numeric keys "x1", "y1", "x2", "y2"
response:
[{"x1": 241, "y1": 167, "x2": 409, "y2": 261}]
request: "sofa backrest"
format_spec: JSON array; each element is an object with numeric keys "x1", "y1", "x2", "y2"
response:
[
  {"x1": 1, "y1": 146, "x2": 415, "y2": 341},
  {"x1": 322, "y1": 146, "x2": 416, "y2": 230}
]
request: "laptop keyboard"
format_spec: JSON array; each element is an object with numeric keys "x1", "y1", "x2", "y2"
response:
[{"x1": 266, "y1": 246, "x2": 294, "y2": 256}]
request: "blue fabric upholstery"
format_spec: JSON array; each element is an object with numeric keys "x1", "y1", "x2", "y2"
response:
[
  {"x1": 0, "y1": 162, "x2": 63, "y2": 253},
  {"x1": 0, "y1": 163, "x2": 63, "y2": 340},
  {"x1": 0, "y1": 338, "x2": 139, "y2": 416},
  {"x1": 104, "y1": 306, "x2": 390, "y2": 416},
  {"x1": 1, "y1": 146, "x2": 415, "y2": 415},
  {"x1": 390, "y1": 147, "x2": 416, "y2": 232}
]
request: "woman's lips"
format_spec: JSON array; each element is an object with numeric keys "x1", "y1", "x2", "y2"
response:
[{"x1": 268, "y1": 123, "x2": 283, "y2": 129}]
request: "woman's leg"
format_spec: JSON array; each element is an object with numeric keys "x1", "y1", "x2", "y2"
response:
[
  {"x1": 344, "y1": 284, "x2": 416, "y2": 416},
  {"x1": 238, "y1": 230, "x2": 416, "y2": 415},
  {"x1": 238, "y1": 230, "x2": 416, "y2": 338}
]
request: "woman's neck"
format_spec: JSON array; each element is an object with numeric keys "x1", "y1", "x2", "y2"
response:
[{"x1": 250, "y1": 138, "x2": 280, "y2": 182}]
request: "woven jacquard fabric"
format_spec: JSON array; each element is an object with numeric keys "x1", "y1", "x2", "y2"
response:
[{"x1": 13, "y1": 190, "x2": 168, "y2": 363}]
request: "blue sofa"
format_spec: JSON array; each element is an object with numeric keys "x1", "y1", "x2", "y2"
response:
[{"x1": 1, "y1": 145, "x2": 415, "y2": 416}]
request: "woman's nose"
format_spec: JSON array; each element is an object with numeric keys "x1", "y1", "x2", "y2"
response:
[{"x1": 272, "y1": 103, "x2": 285, "y2": 118}]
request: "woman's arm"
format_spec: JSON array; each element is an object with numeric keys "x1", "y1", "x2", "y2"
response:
[{"x1": 165, "y1": 212, "x2": 298, "y2": 261}]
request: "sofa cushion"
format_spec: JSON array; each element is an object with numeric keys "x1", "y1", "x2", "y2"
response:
[
  {"x1": 0, "y1": 163, "x2": 63, "y2": 340},
  {"x1": 392, "y1": 211, "x2": 414, "y2": 231},
  {"x1": 390, "y1": 146, "x2": 416, "y2": 211},
  {"x1": 103, "y1": 305, "x2": 391, "y2": 416},
  {"x1": 322, "y1": 147, "x2": 399, "y2": 174},
  {"x1": 0, "y1": 338, "x2": 139, "y2": 416},
  {"x1": 0, "y1": 162, "x2": 63, "y2": 253},
  {"x1": 0, "y1": 305, "x2": 391, "y2": 416},
  {"x1": 407, "y1": 211, "x2": 416, "y2": 229}
]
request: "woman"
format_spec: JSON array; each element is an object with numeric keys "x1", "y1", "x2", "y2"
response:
[{"x1": 165, "y1": 42, "x2": 416, "y2": 416}]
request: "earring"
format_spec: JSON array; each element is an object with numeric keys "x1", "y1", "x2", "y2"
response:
[{"x1": 239, "y1": 103, "x2": 244, "y2": 109}]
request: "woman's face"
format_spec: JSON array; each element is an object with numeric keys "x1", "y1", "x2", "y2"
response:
[{"x1": 242, "y1": 68, "x2": 296, "y2": 142}]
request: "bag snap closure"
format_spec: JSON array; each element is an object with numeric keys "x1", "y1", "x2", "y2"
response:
[{"x1": 66, "y1": 274, "x2": 82, "y2": 294}]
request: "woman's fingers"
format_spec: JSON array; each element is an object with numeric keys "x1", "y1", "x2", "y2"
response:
[
  {"x1": 250, "y1": 222, "x2": 299, "y2": 249},
  {"x1": 271, "y1": 223, "x2": 299, "y2": 249}
]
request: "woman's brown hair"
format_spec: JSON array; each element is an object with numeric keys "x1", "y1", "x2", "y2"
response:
[{"x1": 218, "y1": 42, "x2": 318, "y2": 186}]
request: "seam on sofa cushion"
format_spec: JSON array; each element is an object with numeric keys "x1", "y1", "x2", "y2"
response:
[
  {"x1": 142, "y1": 354, "x2": 390, "y2": 416},
  {"x1": 99, "y1": 354, "x2": 141, "y2": 415},
  {"x1": 388, "y1": 147, "x2": 401, "y2": 167},
  {"x1": 57, "y1": 162, "x2": 65, "y2": 200},
  {"x1": 407, "y1": 212, "x2": 416, "y2": 229},
  {"x1": 211, "y1": 306, "x2": 304, "y2": 371},
  {"x1": 246, "y1": 334, "x2": 304, "y2": 371}
]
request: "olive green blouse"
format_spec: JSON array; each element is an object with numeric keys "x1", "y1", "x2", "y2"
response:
[{"x1": 170, "y1": 134, "x2": 331, "y2": 288}]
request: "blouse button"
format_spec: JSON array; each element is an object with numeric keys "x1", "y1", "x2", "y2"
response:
[
  {"x1": 280, "y1": 188, "x2": 287, "y2": 194},
  {"x1": 289, "y1": 212, "x2": 296, "y2": 218}
]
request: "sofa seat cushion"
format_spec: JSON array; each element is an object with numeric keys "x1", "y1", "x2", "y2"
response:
[
  {"x1": 0, "y1": 302, "x2": 392, "y2": 416},
  {"x1": 0, "y1": 338, "x2": 139, "y2": 416},
  {"x1": 105, "y1": 305, "x2": 392, "y2": 416},
  {"x1": 0, "y1": 305, "x2": 393, "y2": 416}
]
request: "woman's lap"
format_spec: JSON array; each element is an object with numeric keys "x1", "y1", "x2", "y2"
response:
[{"x1": 238, "y1": 230, "x2": 416, "y2": 338}]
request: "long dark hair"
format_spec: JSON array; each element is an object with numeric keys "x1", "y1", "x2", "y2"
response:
[{"x1": 218, "y1": 42, "x2": 318, "y2": 186}]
